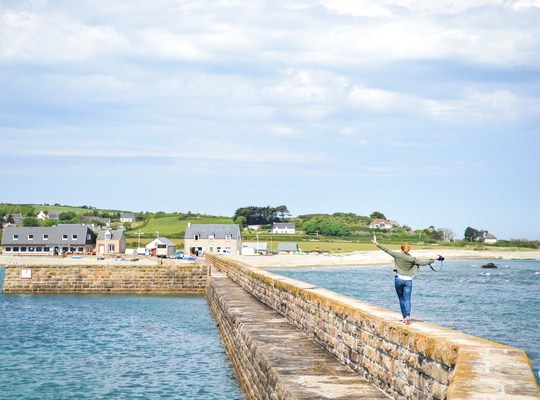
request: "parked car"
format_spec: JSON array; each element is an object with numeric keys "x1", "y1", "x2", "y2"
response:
[{"x1": 175, "y1": 251, "x2": 195, "y2": 261}]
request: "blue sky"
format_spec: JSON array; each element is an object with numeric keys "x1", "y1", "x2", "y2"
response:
[{"x1": 1, "y1": 0, "x2": 539, "y2": 240}]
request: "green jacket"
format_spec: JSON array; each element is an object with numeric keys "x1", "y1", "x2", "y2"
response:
[{"x1": 376, "y1": 243, "x2": 434, "y2": 276}]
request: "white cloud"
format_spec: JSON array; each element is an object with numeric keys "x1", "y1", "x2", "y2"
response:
[
  {"x1": 349, "y1": 85, "x2": 401, "y2": 110},
  {"x1": 0, "y1": 10, "x2": 128, "y2": 62},
  {"x1": 424, "y1": 90, "x2": 522, "y2": 121}
]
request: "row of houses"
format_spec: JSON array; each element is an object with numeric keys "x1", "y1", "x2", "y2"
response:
[{"x1": 0, "y1": 223, "x2": 303, "y2": 257}]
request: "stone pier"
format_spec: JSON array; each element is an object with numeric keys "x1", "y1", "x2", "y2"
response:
[{"x1": 206, "y1": 254, "x2": 539, "y2": 399}]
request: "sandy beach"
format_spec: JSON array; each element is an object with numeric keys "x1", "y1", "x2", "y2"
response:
[
  {"x1": 228, "y1": 248, "x2": 540, "y2": 269},
  {"x1": 1, "y1": 248, "x2": 540, "y2": 269}
]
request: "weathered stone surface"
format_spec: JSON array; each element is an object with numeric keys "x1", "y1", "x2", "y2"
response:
[
  {"x1": 206, "y1": 254, "x2": 540, "y2": 400},
  {"x1": 2, "y1": 263, "x2": 206, "y2": 294},
  {"x1": 207, "y1": 273, "x2": 389, "y2": 399}
]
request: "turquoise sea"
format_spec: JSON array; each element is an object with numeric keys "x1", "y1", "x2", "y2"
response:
[
  {"x1": 0, "y1": 268, "x2": 244, "y2": 400},
  {"x1": 269, "y1": 259, "x2": 540, "y2": 386}
]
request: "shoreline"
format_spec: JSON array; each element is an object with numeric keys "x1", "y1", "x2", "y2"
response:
[
  {"x1": 1, "y1": 248, "x2": 540, "y2": 270},
  {"x1": 227, "y1": 248, "x2": 540, "y2": 269}
]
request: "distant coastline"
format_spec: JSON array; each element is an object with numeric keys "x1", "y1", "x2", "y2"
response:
[
  {"x1": 1, "y1": 248, "x2": 540, "y2": 270},
  {"x1": 227, "y1": 248, "x2": 540, "y2": 269}
]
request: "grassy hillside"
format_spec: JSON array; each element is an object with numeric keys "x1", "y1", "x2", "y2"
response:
[{"x1": 124, "y1": 215, "x2": 234, "y2": 249}]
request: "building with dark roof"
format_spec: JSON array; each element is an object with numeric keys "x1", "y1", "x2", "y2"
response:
[
  {"x1": 96, "y1": 229, "x2": 126, "y2": 255},
  {"x1": 1, "y1": 225, "x2": 96, "y2": 255},
  {"x1": 272, "y1": 222, "x2": 296, "y2": 234},
  {"x1": 277, "y1": 242, "x2": 300, "y2": 255},
  {"x1": 184, "y1": 224, "x2": 241, "y2": 256}
]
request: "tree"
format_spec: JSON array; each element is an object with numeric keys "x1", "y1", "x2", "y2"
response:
[
  {"x1": 233, "y1": 205, "x2": 287, "y2": 225},
  {"x1": 464, "y1": 226, "x2": 486, "y2": 242},
  {"x1": 59, "y1": 211, "x2": 77, "y2": 221},
  {"x1": 41, "y1": 219, "x2": 58, "y2": 227},
  {"x1": 370, "y1": 211, "x2": 386, "y2": 220},
  {"x1": 233, "y1": 216, "x2": 247, "y2": 229},
  {"x1": 275, "y1": 205, "x2": 291, "y2": 221},
  {"x1": 439, "y1": 227, "x2": 455, "y2": 241},
  {"x1": 23, "y1": 217, "x2": 40, "y2": 227}
]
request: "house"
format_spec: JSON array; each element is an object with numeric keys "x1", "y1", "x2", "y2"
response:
[
  {"x1": 484, "y1": 233, "x2": 497, "y2": 244},
  {"x1": 48, "y1": 212, "x2": 60, "y2": 220},
  {"x1": 241, "y1": 242, "x2": 269, "y2": 256},
  {"x1": 80, "y1": 216, "x2": 111, "y2": 228},
  {"x1": 277, "y1": 242, "x2": 300, "y2": 255},
  {"x1": 145, "y1": 237, "x2": 177, "y2": 258},
  {"x1": 120, "y1": 212, "x2": 135, "y2": 223},
  {"x1": 12, "y1": 213, "x2": 24, "y2": 226},
  {"x1": 1, "y1": 225, "x2": 97, "y2": 255},
  {"x1": 368, "y1": 219, "x2": 396, "y2": 229},
  {"x1": 184, "y1": 224, "x2": 241, "y2": 256},
  {"x1": 96, "y1": 228, "x2": 126, "y2": 255},
  {"x1": 36, "y1": 211, "x2": 48, "y2": 221},
  {"x1": 272, "y1": 222, "x2": 296, "y2": 234}
]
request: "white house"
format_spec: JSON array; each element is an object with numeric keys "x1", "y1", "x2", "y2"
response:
[
  {"x1": 484, "y1": 233, "x2": 497, "y2": 244},
  {"x1": 36, "y1": 211, "x2": 48, "y2": 221},
  {"x1": 145, "y1": 237, "x2": 177, "y2": 258},
  {"x1": 277, "y1": 242, "x2": 300, "y2": 255},
  {"x1": 368, "y1": 219, "x2": 396, "y2": 229},
  {"x1": 120, "y1": 212, "x2": 135, "y2": 223},
  {"x1": 272, "y1": 223, "x2": 296, "y2": 234},
  {"x1": 241, "y1": 242, "x2": 269, "y2": 255}
]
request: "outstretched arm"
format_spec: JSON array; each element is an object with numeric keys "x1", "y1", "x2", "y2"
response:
[{"x1": 372, "y1": 235, "x2": 400, "y2": 258}]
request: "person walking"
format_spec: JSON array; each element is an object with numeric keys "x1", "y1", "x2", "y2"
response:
[{"x1": 371, "y1": 235, "x2": 442, "y2": 324}]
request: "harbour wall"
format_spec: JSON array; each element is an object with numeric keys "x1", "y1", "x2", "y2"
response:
[
  {"x1": 1, "y1": 263, "x2": 207, "y2": 294},
  {"x1": 206, "y1": 254, "x2": 539, "y2": 399}
]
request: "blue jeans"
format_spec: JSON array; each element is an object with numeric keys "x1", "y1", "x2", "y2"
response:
[{"x1": 394, "y1": 277, "x2": 412, "y2": 319}]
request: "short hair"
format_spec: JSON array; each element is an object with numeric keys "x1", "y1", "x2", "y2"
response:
[{"x1": 401, "y1": 243, "x2": 410, "y2": 254}]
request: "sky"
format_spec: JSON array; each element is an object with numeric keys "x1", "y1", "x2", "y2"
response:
[{"x1": 1, "y1": 0, "x2": 539, "y2": 240}]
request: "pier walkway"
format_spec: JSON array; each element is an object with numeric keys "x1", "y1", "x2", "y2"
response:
[{"x1": 208, "y1": 269, "x2": 389, "y2": 399}]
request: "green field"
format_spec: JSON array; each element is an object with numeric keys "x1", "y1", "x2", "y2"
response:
[{"x1": 124, "y1": 215, "x2": 234, "y2": 249}]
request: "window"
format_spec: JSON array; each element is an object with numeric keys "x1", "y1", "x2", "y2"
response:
[
  {"x1": 37, "y1": 247, "x2": 43, "y2": 252},
  {"x1": 13, "y1": 234, "x2": 19, "y2": 240},
  {"x1": 29, "y1": 247, "x2": 35, "y2": 252},
  {"x1": 44, "y1": 247, "x2": 50, "y2": 252},
  {"x1": 209, "y1": 234, "x2": 215, "y2": 240},
  {"x1": 87, "y1": 234, "x2": 92, "y2": 240},
  {"x1": 225, "y1": 234, "x2": 232, "y2": 240},
  {"x1": 13, "y1": 247, "x2": 19, "y2": 252},
  {"x1": 21, "y1": 247, "x2": 27, "y2": 252},
  {"x1": 77, "y1": 247, "x2": 84, "y2": 252},
  {"x1": 72, "y1": 234, "x2": 78, "y2": 240},
  {"x1": 109, "y1": 244, "x2": 115, "y2": 252},
  {"x1": 5, "y1": 247, "x2": 11, "y2": 252},
  {"x1": 194, "y1": 234, "x2": 199, "y2": 240},
  {"x1": 62, "y1": 234, "x2": 68, "y2": 240},
  {"x1": 43, "y1": 234, "x2": 49, "y2": 240},
  {"x1": 70, "y1": 247, "x2": 76, "y2": 252},
  {"x1": 28, "y1": 234, "x2": 34, "y2": 240}
]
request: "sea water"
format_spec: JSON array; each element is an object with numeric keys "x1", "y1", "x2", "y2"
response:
[
  {"x1": 0, "y1": 268, "x2": 244, "y2": 400},
  {"x1": 269, "y1": 259, "x2": 540, "y2": 385}
]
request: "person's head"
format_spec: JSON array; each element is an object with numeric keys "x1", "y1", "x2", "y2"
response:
[{"x1": 401, "y1": 243, "x2": 410, "y2": 254}]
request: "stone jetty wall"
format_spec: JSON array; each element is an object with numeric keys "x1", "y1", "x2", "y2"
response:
[
  {"x1": 1, "y1": 263, "x2": 207, "y2": 294},
  {"x1": 206, "y1": 254, "x2": 539, "y2": 400}
]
